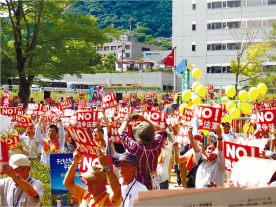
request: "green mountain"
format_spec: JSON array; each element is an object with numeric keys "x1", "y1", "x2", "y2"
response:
[{"x1": 67, "y1": 1, "x2": 172, "y2": 38}]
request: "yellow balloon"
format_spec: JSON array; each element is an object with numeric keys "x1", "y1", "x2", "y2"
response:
[
  {"x1": 202, "y1": 129, "x2": 209, "y2": 136},
  {"x1": 192, "y1": 68, "x2": 202, "y2": 79},
  {"x1": 192, "y1": 82, "x2": 201, "y2": 92},
  {"x1": 257, "y1": 83, "x2": 267, "y2": 95},
  {"x1": 249, "y1": 87, "x2": 259, "y2": 100},
  {"x1": 221, "y1": 115, "x2": 233, "y2": 124},
  {"x1": 243, "y1": 124, "x2": 249, "y2": 133},
  {"x1": 221, "y1": 96, "x2": 230, "y2": 104},
  {"x1": 237, "y1": 101, "x2": 244, "y2": 109},
  {"x1": 196, "y1": 85, "x2": 206, "y2": 97},
  {"x1": 238, "y1": 90, "x2": 248, "y2": 102},
  {"x1": 230, "y1": 107, "x2": 240, "y2": 119},
  {"x1": 226, "y1": 101, "x2": 236, "y2": 112},
  {"x1": 179, "y1": 103, "x2": 190, "y2": 114},
  {"x1": 182, "y1": 90, "x2": 192, "y2": 101},
  {"x1": 241, "y1": 103, "x2": 251, "y2": 114},
  {"x1": 190, "y1": 105, "x2": 195, "y2": 110},
  {"x1": 225, "y1": 86, "x2": 236, "y2": 98},
  {"x1": 192, "y1": 96, "x2": 201, "y2": 105}
]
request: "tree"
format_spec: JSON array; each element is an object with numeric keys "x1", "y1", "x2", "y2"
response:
[
  {"x1": 228, "y1": 20, "x2": 272, "y2": 96},
  {"x1": 1, "y1": 0, "x2": 118, "y2": 108},
  {"x1": 103, "y1": 53, "x2": 116, "y2": 72}
]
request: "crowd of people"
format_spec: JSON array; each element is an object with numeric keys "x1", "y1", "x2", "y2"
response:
[{"x1": 1, "y1": 90, "x2": 276, "y2": 207}]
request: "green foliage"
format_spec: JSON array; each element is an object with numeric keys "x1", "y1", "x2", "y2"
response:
[
  {"x1": 103, "y1": 53, "x2": 116, "y2": 72},
  {"x1": 68, "y1": 1, "x2": 172, "y2": 38}
]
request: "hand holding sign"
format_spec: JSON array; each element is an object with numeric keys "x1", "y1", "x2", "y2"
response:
[
  {"x1": 73, "y1": 148, "x2": 83, "y2": 163},
  {"x1": 98, "y1": 150, "x2": 110, "y2": 168}
]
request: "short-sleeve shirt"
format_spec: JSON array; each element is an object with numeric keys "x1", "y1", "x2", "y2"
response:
[
  {"x1": 0, "y1": 175, "x2": 44, "y2": 207},
  {"x1": 73, "y1": 184, "x2": 122, "y2": 207}
]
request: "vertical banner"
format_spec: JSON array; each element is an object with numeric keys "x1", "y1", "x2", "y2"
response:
[
  {"x1": 182, "y1": 68, "x2": 190, "y2": 92},
  {"x1": 98, "y1": 86, "x2": 104, "y2": 97},
  {"x1": 2, "y1": 90, "x2": 10, "y2": 107},
  {"x1": 0, "y1": 141, "x2": 9, "y2": 174},
  {"x1": 89, "y1": 86, "x2": 94, "y2": 100}
]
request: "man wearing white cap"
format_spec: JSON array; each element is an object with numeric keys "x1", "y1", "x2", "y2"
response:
[{"x1": 0, "y1": 154, "x2": 44, "y2": 206}]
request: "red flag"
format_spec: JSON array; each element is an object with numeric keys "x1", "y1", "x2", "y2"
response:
[{"x1": 163, "y1": 48, "x2": 175, "y2": 67}]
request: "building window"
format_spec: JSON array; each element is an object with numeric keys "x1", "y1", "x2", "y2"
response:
[
  {"x1": 104, "y1": 46, "x2": 109, "y2": 51},
  {"x1": 223, "y1": 1, "x2": 227, "y2": 7},
  {"x1": 212, "y1": 44, "x2": 222, "y2": 51},
  {"x1": 125, "y1": 45, "x2": 130, "y2": 49},
  {"x1": 97, "y1": 47, "x2": 102, "y2": 51},
  {"x1": 118, "y1": 45, "x2": 122, "y2": 49},
  {"x1": 212, "y1": 1, "x2": 223, "y2": 9},
  {"x1": 227, "y1": 0, "x2": 241, "y2": 7},
  {"x1": 247, "y1": 0, "x2": 262, "y2": 6},
  {"x1": 192, "y1": 3, "x2": 196, "y2": 9},
  {"x1": 227, "y1": 21, "x2": 241, "y2": 29},
  {"x1": 268, "y1": 0, "x2": 276, "y2": 5},
  {"x1": 192, "y1": 21, "x2": 196, "y2": 30},
  {"x1": 126, "y1": 53, "x2": 130, "y2": 58},
  {"x1": 142, "y1": 47, "x2": 150, "y2": 51},
  {"x1": 111, "y1": 46, "x2": 116, "y2": 50},
  {"x1": 207, "y1": 67, "x2": 211, "y2": 73},
  {"x1": 207, "y1": 23, "x2": 212, "y2": 30},
  {"x1": 212, "y1": 66, "x2": 222, "y2": 73},
  {"x1": 207, "y1": 2, "x2": 212, "y2": 8},
  {"x1": 192, "y1": 43, "x2": 196, "y2": 51},
  {"x1": 212, "y1": 22, "x2": 222, "y2": 30}
]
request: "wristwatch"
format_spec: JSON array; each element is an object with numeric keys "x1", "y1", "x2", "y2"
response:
[
  {"x1": 13, "y1": 174, "x2": 20, "y2": 182},
  {"x1": 103, "y1": 165, "x2": 112, "y2": 172}
]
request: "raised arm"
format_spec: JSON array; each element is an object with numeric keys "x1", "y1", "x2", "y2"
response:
[
  {"x1": 244, "y1": 121, "x2": 253, "y2": 138},
  {"x1": 102, "y1": 107, "x2": 110, "y2": 134},
  {"x1": 188, "y1": 126, "x2": 200, "y2": 153},
  {"x1": 217, "y1": 127, "x2": 223, "y2": 152},
  {"x1": 138, "y1": 114, "x2": 162, "y2": 132},
  {"x1": 98, "y1": 150, "x2": 121, "y2": 203},
  {"x1": 63, "y1": 150, "x2": 83, "y2": 194}
]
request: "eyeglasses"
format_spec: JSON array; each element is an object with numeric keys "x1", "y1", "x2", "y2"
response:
[{"x1": 117, "y1": 163, "x2": 136, "y2": 168}]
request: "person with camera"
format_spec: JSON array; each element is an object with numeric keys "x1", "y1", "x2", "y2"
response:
[{"x1": 118, "y1": 113, "x2": 165, "y2": 190}]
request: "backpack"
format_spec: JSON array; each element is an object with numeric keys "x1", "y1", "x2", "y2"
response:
[{"x1": 185, "y1": 158, "x2": 203, "y2": 188}]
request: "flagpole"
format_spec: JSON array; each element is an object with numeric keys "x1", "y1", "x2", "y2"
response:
[{"x1": 173, "y1": 46, "x2": 176, "y2": 92}]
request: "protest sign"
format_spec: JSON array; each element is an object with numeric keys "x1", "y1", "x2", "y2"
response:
[
  {"x1": 251, "y1": 104, "x2": 259, "y2": 111},
  {"x1": 109, "y1": 126, "x2": 131, "y2": 143},
  {"x1": 130, "y1": 93, "x2": 137, "y2": 99},
  {"x1": 60, "y1": 100, "x2": 72, "y2": 111},
  {"x1": 50, "y1": 153, "x2": 86, "y2": 195},
  {"x1": 218, "y1": 89, "x2": 225, "y2": 95},
  {"x1": 142, "y1": 111, "x2": 167, "y2": 129},
  {"x1": 204, "y1": 85, "x2": 214, "y2": 92},
  {"x1": 163, "y1": 101, "x2": 172, "y2": 107},
  {"x1": 194, "y1": 105, "x2": 222, "y2": 131},
  {"x1": 151, "y1": 106, "x2": 160, "y2": 112},
  {"x1": 0, "y1": 107, "x2": 18, "y2": 120},
  {"x1": 231, "y1": 157, "x2": 276, "y2": 187},
  {"x1": 176, "y1": 125, "x2": 190, "y2": 144},
  {"x1": 63, "y1": 109, "x2": 75, "y2": 117},
  {"x1": 263, "y1": 102, "x2": 273, "y2": 109},
  {"x1": 150, "y1": 92, "x2": 157, "y2": 98},
  {"x1": 166, "y1": 117, "x2": 179, "y2": 126},
  {"x1": 102, "y1": 92, "x2": 118, "y2": 108},
  {"x1": 255, "y1": 110, "x2": 276, "y2": 132},
  {"x1": 76, "y1": 111, "x2": 98, "y2": 128},
  {"x1": 14, "y1": 115, "x2": 33, "y2": 127},
  {"x1": 117, "y1": 107, "x2": 134, "y2": 121},
  {"x1": 67, "y1": 127, "x2": 100, "y2": 155},
  {"x1": 6, "y1": 135, "x2": 20, "y2": 150},
  {"x1": 0, "y1": 141, "x2": 9, "y2": 174},
  {"x1": 224, "y1": 141, "x2": 259, "y2": 171},
  {"x1": 233, "y1": 136, "x2": 269, "y2": 153},
  {"x1": 122, "y1": 98, "x2": 129, "y2": 103},
  {"x1": 144, "y1": 94, "x2": 151, "y2": 101},
  {"x1": 182, "y1": 108, "x2": 194, "y2": 122},
  {"x1": 139, "y1": 104, "x2": 147, "y2": 111},
  {"x1": 1, "y1": 90, "x2": 10, "y2": 107},
  {"x1": 25, "y1": 103, "x2": 44, "y2": 115},
  {"x1": 213, "y1": 103, "x2": 226, "y2": 117},
  {"x1": 80, "y1": 154, "x2": 113, "y2": 175}
]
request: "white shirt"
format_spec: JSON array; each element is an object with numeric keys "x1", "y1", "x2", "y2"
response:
[
  {"x1": 0, "y1": 175, "x2": 44, "y2": 207},
  {"x1": 119, "y1": 178, "x2": 148, "y2": 207},
  {"x1": 157, "y1": 145, "x2": 173, "y2": 183},
  {"x1": 222, "y1": 132, "x2": 235, "y2": 143},
  {"x1": 20, "y1": 135, "x2": 39, "y2": 158}
]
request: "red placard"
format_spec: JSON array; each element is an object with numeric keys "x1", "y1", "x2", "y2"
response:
[
  {"x1": 255, "y1": 110, "x2": 276, "y2": 132},
  {"x1": 263, "y1": 102, "x2": 273, "y2": 109},
  {"x1": 122, "y1": 98, "x2": 129, "y2": 103},
  {"x1": 150, "y1": 92, "x2": 157, "y2": 98},
  {"x1": 26, "y1": 103, "x2": 44, "y2": 115},
  {"x1": 117, "y1": 107, "x2": 135, "y2": 121},
  {"x1": 79, "y1": 93, "x2": 85, "y2": 97},
  {"x1": 204, "y1": 85, "x2": 214, "y2": 92},
  {"x1": 0, "y1": 141, "x2": 9, "y2": 174},
  {"x1": 142, "y1": 111, "x2": 167, "y2": 129},
  {"x1": 17, "y1": 103, "x2": 24, "y2": 109},
  {"x1": 224, "y1": 141, "x2": 259, "y2": 171},
  {"x1": 274, "y1": 98, "x2": 276, "y2": 104},
  {"x1": 218, "y1": 89, "x2": 225, "y2": 95},
  {"x1": 102, "y1": 92, "x2": 118, "y2": 108},
  {"x1": 60, "y1": 100, "x2": 72, "y2": 111},
  {"x1": 182, "y1": 108, "x2": 194, "y2": 122},
  {"x1": 151, "y1": 106, "x2": 160, "y2": 112},
  {"x1": 176, "y1": 125, "x2": 190, "y2": 144},
  {"x1": 189, "y1": 85, "x2": 193, "y2": 92},
  {"x1": 194, "y1": 106, "x2": 222, "y2": 131},
  {"x1": 231, "y1": 157, "x2": 276, "y2": 187},
  {"x1": 144, "y1": 94, "x2": 151, "y2": 101},
  {"x1": 45, "y1": 98, "x2": 53, "y2": 103},
  {"x1": 6, "y1": 135, "x2": 20, "y2": 150},
  {"x1": 163, "y1": 101, "x2": 172, "y2": 107},
  {"x1": 109, "y1": 126, "x2": 131, "y2": 143},
  {"x1": 233, "y1": 136, "x2": 269, "y2": 153},
  {"x1": 166, "y1": 117, "x2": 179, "y2": 126},
  {"x1": 14, "y1": 115, "x2": 33, "y2": 127},
  {"x1": 0, "y1": 107, "x2": 18, "y2": 120},
  {"x1": 130, "y1": 93, "x2": 137, "y2": 99},
  {"x1": 67, "y1": 127, "x2": 100, "y2": 155},
  {"x1": 80, "y1": 155, "x2": 113, "y2": 175},
  {"x1": 1, "y1": 90, "x2": 10, "y2": 107},
  {"x1": 139, "y1": 104, "x2": 147, "y2": 111},
  {"x1": 213, "y1": 103, "x2": 226, "y2": 117},
  {"x1": 76, "y1": 111, "x2": 98, "y2": 128},
  {"x1": 169, "y1": 93, "x2": 174, "y2": 98}
]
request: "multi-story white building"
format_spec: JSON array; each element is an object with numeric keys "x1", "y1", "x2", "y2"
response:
[{"x1": 173, "y1": 0, "x2": 276, "y2": 86}]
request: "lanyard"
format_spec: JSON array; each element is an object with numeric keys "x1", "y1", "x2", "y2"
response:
[
  {"x1": 122, "y1": 179, "x2": 136, "y2": 207},
  {"x1": 13, "y1": 177, "x2": 32, "y2": 207}
]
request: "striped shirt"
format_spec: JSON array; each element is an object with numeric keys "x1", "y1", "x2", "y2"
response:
[
  {"x1": 120, "y1": 130, "x2": 164, "y2": 190},
  {"x1": 0, "y1": 175, "x2": 44, "y2": 207}
]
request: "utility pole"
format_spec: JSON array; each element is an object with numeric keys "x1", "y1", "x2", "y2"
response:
[{"x1": 121, "y1": 35, "x2": 126, "y2": 72}]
